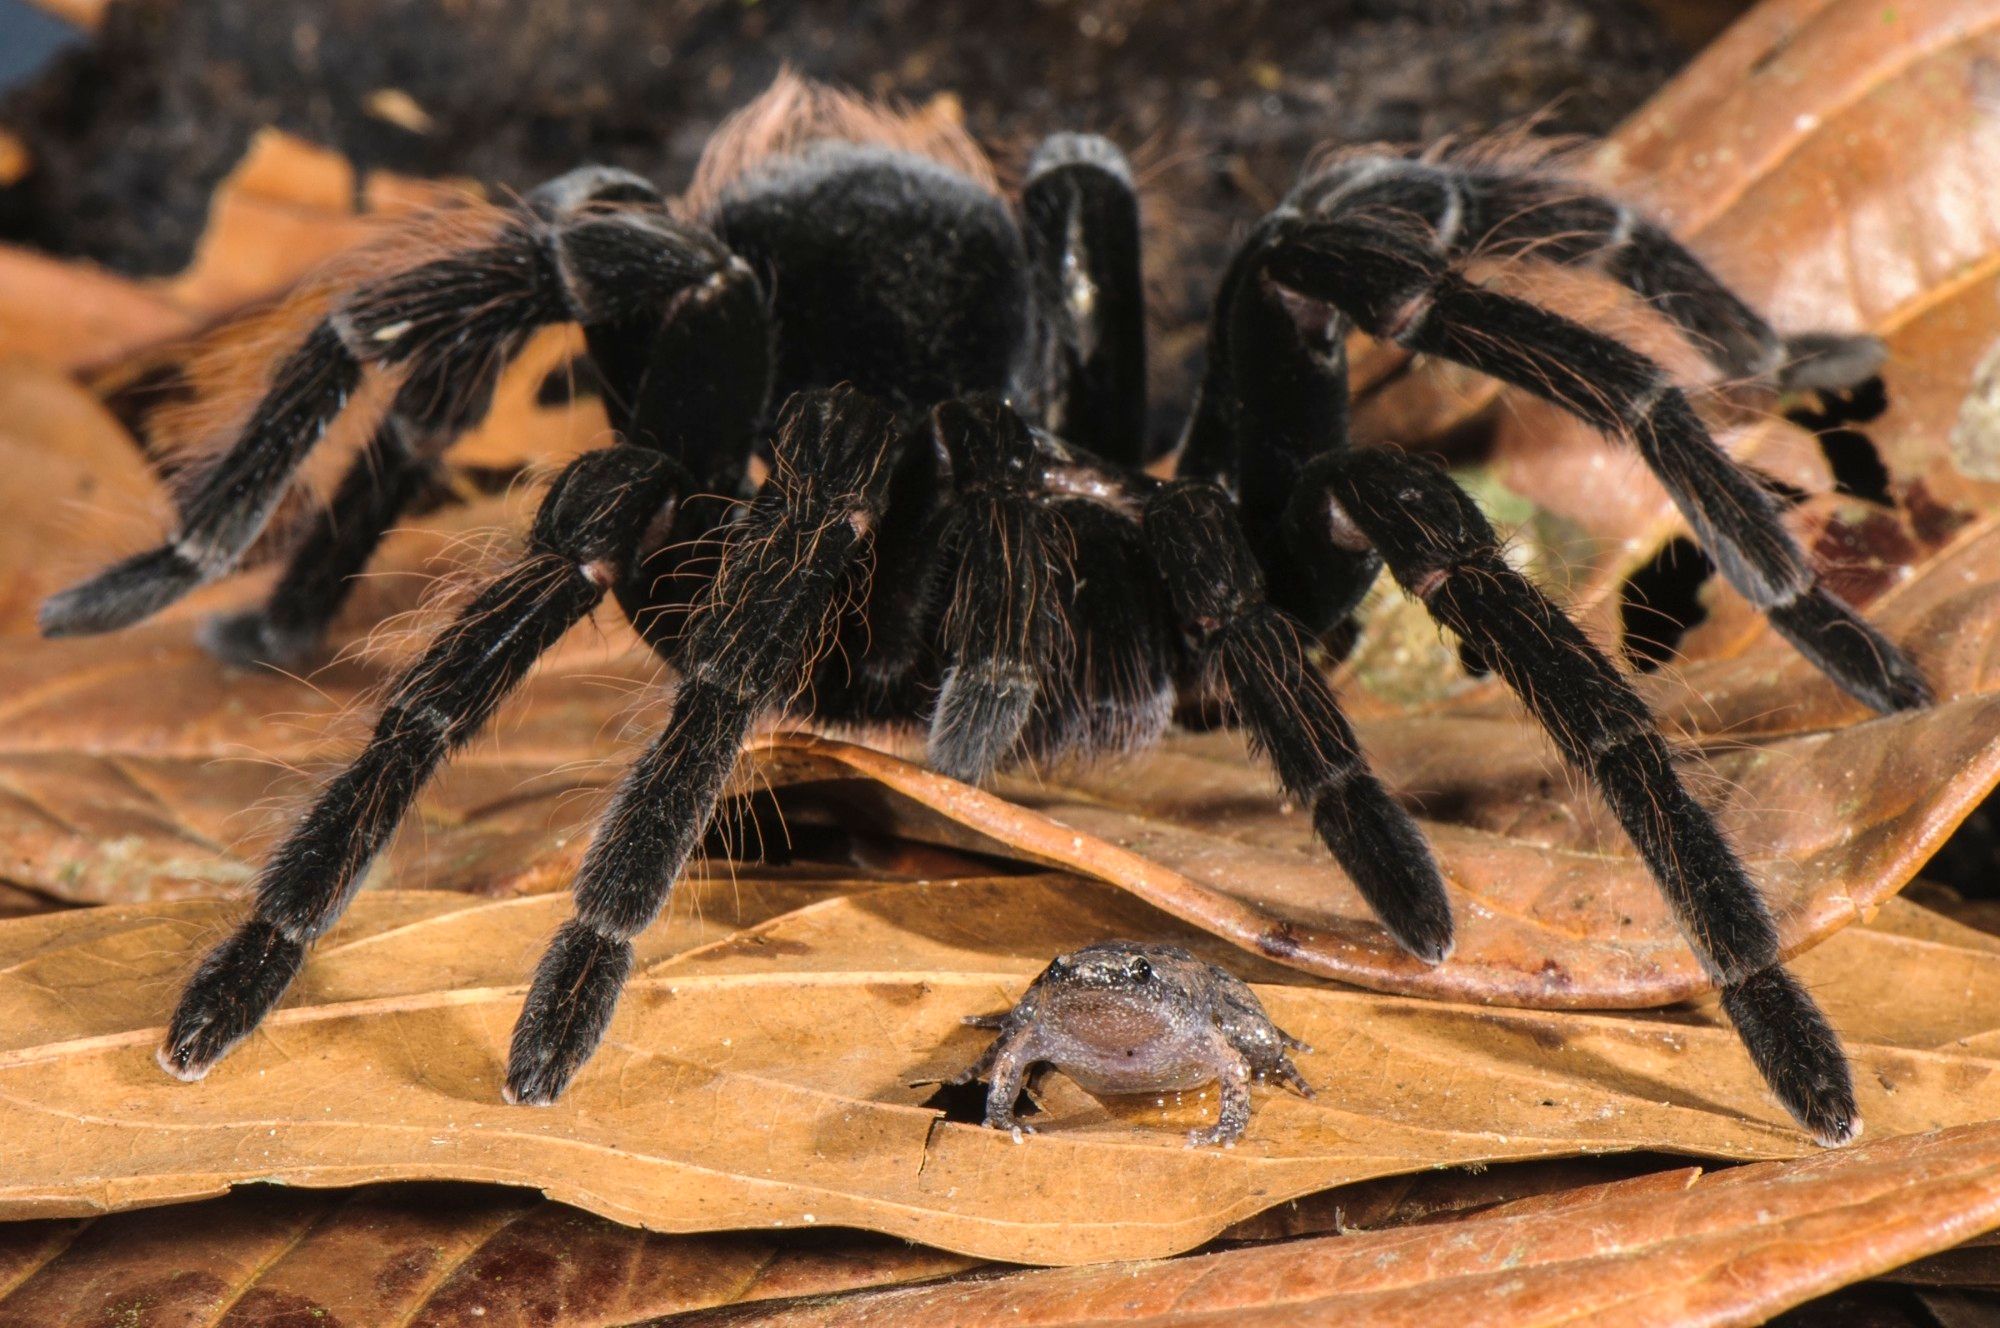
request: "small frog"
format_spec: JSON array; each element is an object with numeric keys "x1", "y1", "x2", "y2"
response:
[{"x1": 954, "y1": 940, "x2": 1314, "y2": 1147}]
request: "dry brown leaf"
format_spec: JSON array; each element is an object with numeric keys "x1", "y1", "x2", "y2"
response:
[
  {"x1": 669, "y1": 1121, "x2": 2000, "y2": 1327},
  {"x1": 0, "y1": 1154, "x2": 1701, "y2": 1326},
  {"x1": 0, "y1": 247, "x2": 192, "y2": 372},
  {"x1": 0, "y1": 1186, "x2": 976, "y2": 1328},
  {"x1": 0, "y1": 868, "x2": 1996, "y2": 1265}
]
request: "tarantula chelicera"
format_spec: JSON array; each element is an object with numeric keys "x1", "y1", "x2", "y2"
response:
[{"x1": 40, "y1": 78, "x2": 1928, "y2": 1145}]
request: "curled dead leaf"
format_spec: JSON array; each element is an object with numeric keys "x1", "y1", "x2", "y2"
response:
[{"x1": 666, "y1": 1121, "x2": 2000, "y2": 1327}]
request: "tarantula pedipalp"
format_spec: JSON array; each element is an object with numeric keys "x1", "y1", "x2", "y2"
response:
[{"x1": 39, "y1": 77, "x2": 1928, "y2": 1146}]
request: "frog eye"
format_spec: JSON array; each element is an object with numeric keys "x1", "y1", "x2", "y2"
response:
[{"x1": 1128, "y1": 957, "x2": 1153, "y2": 982}]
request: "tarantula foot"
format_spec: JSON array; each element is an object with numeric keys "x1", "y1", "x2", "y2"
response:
[
  {"x1": 199, "y1": 608, "x2": 323, "y2": 671},
  {"x1": 40, "y1": 545, "x2": 205, "y2": 638},
  {"x1": 157, "y1": 918, "x2": 306, "y2": 1081},
  {"x1": 1766, "y1": 587, "x2": 1934, "y2": 715},
  {"x1": 1314, "y1": 782, "x2": 1455, "y2": 964},
  {"x1": 1777, "y1": 332, "x2": 1886, "y2": 393},
  {"x1": 1721, "y1": 966, "x2": 1861, "y2": 1148},
  {"x1": 928, "y1": 662, "x2": 1037, "y2": 783},
  {"x1": 503, "y1": 921, "x2": 633, "y2": 1106}
]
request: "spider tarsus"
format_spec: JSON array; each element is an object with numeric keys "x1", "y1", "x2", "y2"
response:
[
  {"x1": 40, "y1": 546, "x2": 205, "y2": 638},
  {"x1": 1766, "y1": 586, "x2": 1934, "y2": 714},
  {"x1": 1778, "y1": 333, "x2": 1888, "y2": 394},
  {"x1": 1314, "y1": 782, "x2": 1456, "y2": 964},
  {"x1": 1721, "y1": 966, "x2": 1860, "y2": 1148},
  {"x1": 504, "y1": 920, "x2": 635, "y2": 1106},
  {"x1": 927, "y1": 662, "x2": 1037, "y2": 783},
  {"x1": 199, "y1": 608, "x2": 322, "y2": 671},
  {"x1": 157, "y1": 918, "x2": 306, "y2": 1081}
]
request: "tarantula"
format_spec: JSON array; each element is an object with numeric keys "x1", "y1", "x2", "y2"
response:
[{"x1": 39, "y1": 78, "x2": 1928, "y2": 1146}]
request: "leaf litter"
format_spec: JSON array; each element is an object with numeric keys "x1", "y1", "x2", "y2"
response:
[{"x1": 0, "y1": 0, "x2": 1997, "y2": 1314}]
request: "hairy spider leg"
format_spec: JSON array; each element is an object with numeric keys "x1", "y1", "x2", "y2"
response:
[
  {"x1": 1291, "y1": 158, "x2": 1885, "y2": 389},
  {"x1": 1020, "y1": 133, "x2": 1149, "y2": 466},
  {"x1": 1302, "y1": 446, "x2": 1856, "y2": 1145},
  {"x1": 1260, "y1": 215, "x2": 1931, "y2": 714},
  {"x1": 1182, "y1": 234, "x2": 1384, "y2": 638},
  {"x1": 198, "y1": 377, "x2": 475, "y2": 669},
  {"x1": 157, "y1": 445, "x2": 687, "y2": 1081},
  {"x1": 505, "y1": 387, "x2": 901, "y2": 1105},
  {"x1": 922, "y1": 396, "x2": 1073, "y2": 782},
  {"x1": 203, "y1": 165, "x2": 774, "y2": 670},
  {"x1": 40, "y1": 167, "x2": 751, "y2": 641},
  {"x1": 1020, "y1": 493, "x2": 1178, "y2": 766},
  {"x1": 892, "y1": 407, "x2": 1178, "y2": 780},
  {"x1": 1144, "y1": 479, "x2": 1454, "y2": 963}
]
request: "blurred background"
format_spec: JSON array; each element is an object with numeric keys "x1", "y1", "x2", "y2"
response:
[
  {"x1": 0, "y1": 1, "x2": 1747, "y2": 271},
  {"x1": 0, "y1": 0, "x2": 1750, "y2": 448}
]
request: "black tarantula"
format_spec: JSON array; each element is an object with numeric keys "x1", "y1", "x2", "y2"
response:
[{"x1": 39, "y1": 78, "x2": 1928, "y2": 1146}]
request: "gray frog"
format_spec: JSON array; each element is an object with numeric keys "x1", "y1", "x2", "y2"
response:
[{"x1": 955, "y1": 940, "x2": 1314, "y2": 1147}]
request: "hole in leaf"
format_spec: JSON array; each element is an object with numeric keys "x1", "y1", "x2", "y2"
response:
[
  {"x1": 1785, "y1": 377, "x2": 1894, "y2": 505},
  {"x1": 1620, "y1": 536, "x2": 1715, "y2": 672},
  {"x1": 919, "y1": 1071, "x2": 1045, "y2": 1125}
]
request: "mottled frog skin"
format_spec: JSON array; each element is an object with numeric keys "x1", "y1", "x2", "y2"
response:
[{"x1": 955, "y1": 940, "x2": 1314, "y2": 1147}]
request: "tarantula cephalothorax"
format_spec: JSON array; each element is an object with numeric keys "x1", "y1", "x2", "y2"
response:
[{"x1": 40, "y1": 77, "x2": 1928, "y2": 1145}]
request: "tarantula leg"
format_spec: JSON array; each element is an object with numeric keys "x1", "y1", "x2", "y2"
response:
[
  {"x1": 1486, "y1": 186, "x2": 1882, "y2": 390},
  {"x1": 200, "y1": 388, "x2": 444, "y2": 669},
  {"x1": 1290, "y1": 159, "x2": 1882, "y2": 390},
  {"x1": 505, "y1": 387, "x2": 900, "y2": 1105},
  {"x1": 1027, "y1": 496, "x2": 1178, "y2": 761},
  {"x1": 1263, "y1": 224, "x2": 1930, "y2": 714},
  {"x1": 157, "y1": 445, "x2": 685, "y2": 1081},
  {"x1": 1144, "y1": 479, "x2": 1453, "y2": 963},
  {"x1": 41, "y1": 320, "x2": 364, "y2": 637},
  {"x1": 1022, "y1": 133, "x2": 1148, "y2": 465},
  {"x1": 1307, "y1": 446, "x2": 1855, "y2": 1144},
  {"x1": 924, "y1": 397, "x2": 1072, "y2": 782},
  {"x1": 43, "y1": 167, "x2": 748, "y2": 639}
]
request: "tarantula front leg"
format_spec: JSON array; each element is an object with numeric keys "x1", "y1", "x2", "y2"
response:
[
  {"x1": 1463, "y1": 171, "x2": 1883, "y2": 390},
  {"x1": 158, "y1": 444, "x2": 687, "y2": 1079},
  {"x1": 505, "y1": 387, "x2": 900, "y2": 1105},
  {"x1": 1143, "y1": 479, "x2": 1453, "y2": 963},
  {"x1": 1298, "y1": 446, "x2": 1855, "y2": 1145},
  {"x1": 42, "y1": 166, "x2": 753, "y2": 641},
  {"x1": 1261, "y1": 221, "x2": 1931, "y2": 714},
  {"x1": 1295, "y1": 158, "x2": 1882, "y2": 390},
  {"x1": 920, "y1": 397, "x2": 1073, "y2": 782},
  {"x1": 1021, "y1": 134, "x2": 1148, "y2": 465}
]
